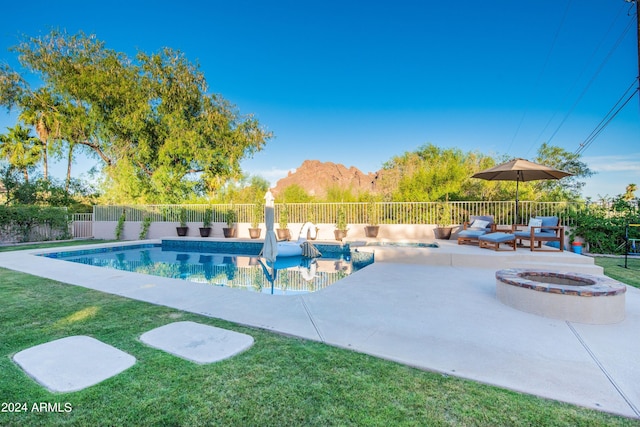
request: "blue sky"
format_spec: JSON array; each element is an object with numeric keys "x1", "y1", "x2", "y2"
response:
[{"x1": 1, "y1": 0, "x2": 638, "y2": 199}]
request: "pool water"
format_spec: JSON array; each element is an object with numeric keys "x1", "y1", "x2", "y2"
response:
[{"x1": 41, "y1": 243, "x2": 374, "y2": 295}]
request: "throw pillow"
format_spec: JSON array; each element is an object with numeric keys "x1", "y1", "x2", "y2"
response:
[
  {"x1": 528, "y1": 217, "x2": 543, "y2": 232},
  {"x1": 471, "y1": 219, "x2": 490, "y2": 229}
]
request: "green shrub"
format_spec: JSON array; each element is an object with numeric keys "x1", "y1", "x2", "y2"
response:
[
  {"x1": 569, "y1": 205, "x2": 639, "y2": 254},
  {"x1": 0, "y1": 205, "x2": 71, "y2": 243},
  {"x1": 139, "y1": 214, "x2": 152, "y2": 239},
  {"x1": 115, "y1": 210, "x2": 126, "y2": 240}
]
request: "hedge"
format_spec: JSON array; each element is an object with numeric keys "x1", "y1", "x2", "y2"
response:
[{"x1": 0, "y1": 206, "x2": 71, "y2": 243}]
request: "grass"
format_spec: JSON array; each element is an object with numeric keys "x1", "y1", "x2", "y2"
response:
[
  {"x1": 0, "y1": 242, "x2": 638, "y2": 426},
  {"x1": 593, "y1": 256, "x2": 640, "y2": 289}
]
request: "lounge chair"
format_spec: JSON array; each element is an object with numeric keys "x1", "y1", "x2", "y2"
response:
[
  {"x1": 513, "y1": 216, "x2": 564, "y2": 252},
  {"x1": 457, "y1": 215, "x2": 495, "y2": 245}
]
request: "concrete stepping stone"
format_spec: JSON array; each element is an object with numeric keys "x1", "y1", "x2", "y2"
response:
[
  {"x1": 13, "y1": 336, "x2": 136, "y2": 393},
  {"x1": 140, "y1": 321, "x2": 254, "y2": 364}
]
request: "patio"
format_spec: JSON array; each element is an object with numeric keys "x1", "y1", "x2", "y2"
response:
[{"x1": 0, "y1": 239, "x2": 638, "y2": 419}]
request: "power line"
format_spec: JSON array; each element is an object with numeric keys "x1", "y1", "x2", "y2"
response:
[
  {"x1": 547, "y1": 14, "x2": 636, "y2": 146},
  {"x1": 525, "y1": 3, "x2": 630, "y2": 154},
  {"x1": 505, "y1": 0, "x2": 573, "y2": 156},
  {"x1": 574, "y1": 77, "x2": 639, "y2": 156}
]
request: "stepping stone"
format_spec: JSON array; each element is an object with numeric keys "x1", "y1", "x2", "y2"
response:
[
  {"x1": 13, "y1": 336, "x2": 136, "y2": 393},
  {"x1": 140, "y1": 321, "x2": 254, "y2": 364}
]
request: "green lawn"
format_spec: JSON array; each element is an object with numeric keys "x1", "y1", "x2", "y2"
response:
[
  {"x1": 0, "y1": 243, "x2": 637, "y2": 425},
  {"x1": 594, "y1": 256, "x2": 640, "y2": 289}
]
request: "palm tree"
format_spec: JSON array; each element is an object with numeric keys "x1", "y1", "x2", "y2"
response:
[
  {"x1": 0, "y1": 124, "x2": 41, "y2": 183},
  {"x1": 624, "y1": 184, "x2": 637, "y2": 201},
  {"x1": 19, "y1": 89, "x2": 63, "y2": 182}
]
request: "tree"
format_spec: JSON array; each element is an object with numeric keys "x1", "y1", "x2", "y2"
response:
[
  {"x1": 381, "y1": 144, "x2": 492, "y2": 202},
  {"x1": 533, "y1": 143, "x2": 594, "y2": 201},
  {"x1": 18, "y1": 88, "x2": 65, "y2": 182},
  {"x1": 0, "y1": 30, "x2": 272, "y2": 203},
  {"x1": 213, "y1": 174, "x2": 271, "y2": 203},
  {"x1": 623, "y1": 183, "x2": 637, "y2": 201},
  {"x1": 0, "y1": 124, "x2": 41, "y2": 183},
  {"x1": 378, "y1": 143, "x2": 593, "y2": 203},
  {"x1": 281, "y1": 184, "x2": 315, "y2": 203}
]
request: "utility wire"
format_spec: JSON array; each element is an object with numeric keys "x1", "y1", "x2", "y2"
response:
[
  {"x1": 505, "y1": 0, "x2": 573, "y2": 156},
  {"x1": 574, "y1": 77, "x2": 639, "y2": 156},
  {"x1": 525, "y1": 3, "x2": 629, "y2": 155},
  {"x1": 547, "y1": 15, "x2": 636, "y2": 146}
]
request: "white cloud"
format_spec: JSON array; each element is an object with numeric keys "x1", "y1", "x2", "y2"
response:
[{"x1": 583, "y1": 153, "x2": 640, "y2": 173}]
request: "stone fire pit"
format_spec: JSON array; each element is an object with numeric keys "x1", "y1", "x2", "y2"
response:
[{"x1": 495, "y1": 269, "x2": 626, "y2": 324}]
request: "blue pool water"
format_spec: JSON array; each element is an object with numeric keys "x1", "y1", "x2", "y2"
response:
[{"x1": 41, "y1": 241, "x2": 375, "y2": 295}]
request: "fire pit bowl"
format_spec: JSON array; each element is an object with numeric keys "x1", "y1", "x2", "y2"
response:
[{"x1": 495, "y1": 269, "x2": 626, "y2": 324}]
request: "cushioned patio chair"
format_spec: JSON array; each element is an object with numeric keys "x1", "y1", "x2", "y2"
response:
[
  {"x1": 457, "y1": 215, "x2": 495, "y2": 246},
  {"x1": 513, "y1": 216, "x2": 564, "y2": 252}
]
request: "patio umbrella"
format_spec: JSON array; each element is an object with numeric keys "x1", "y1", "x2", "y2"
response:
[
  {"x1": 261, "y1": 190, "x2": 278, "y2": 264},
  {"x1": 471, "y1": 158, "x2": 572, "y2": 223}
]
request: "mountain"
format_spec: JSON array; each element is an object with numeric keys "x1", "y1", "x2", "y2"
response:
[{"x1": 271, "y1": 160, "x2": 381, "y2": 199}]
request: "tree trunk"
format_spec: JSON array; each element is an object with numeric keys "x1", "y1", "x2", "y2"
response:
[
  {"x1": 42, "y1": 143, "x2": 48, "y2": 181},
  {"x1": 65, "y1": 143, "x2": 74, "y2": 193}
]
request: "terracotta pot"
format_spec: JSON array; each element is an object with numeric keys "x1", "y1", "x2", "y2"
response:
[
  {"x1": 277, "y1": 228, "x2": 291, "y2": 241},
  {"x1": 434, "y1": 227, "x2": 453, "y2": 240},
  {"x1": 364, "y1": 225, "x2": 380, "y2": 238},
  {"x1": 334, "y1": 229, "x2": 348, "y2": 241}
]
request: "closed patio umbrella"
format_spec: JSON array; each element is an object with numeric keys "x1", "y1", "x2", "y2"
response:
[
  {"x1": 471, "y1": 158, "x2": 572, "y2": 223},
  {"x1": 261, "y1": 190, "x2": 277, "y2": 264}
]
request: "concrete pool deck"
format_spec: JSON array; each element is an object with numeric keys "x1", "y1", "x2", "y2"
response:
[{"x1": 1, "y1": 239, "x2": 639, "y2": 419}]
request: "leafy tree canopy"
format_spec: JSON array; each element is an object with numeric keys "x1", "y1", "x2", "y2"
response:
[
  {"x1": 0, "y1": 30, "x2": 272, "y2": 204},
  {"x1": 379, "y1": 143, "x2": 593, "y2": 202},
  {"x1": 531, "y1": 142, "x2": 594, "y2": 201},
  {"x1": 214, "y1": 174, "x2": 271, "y2": 204},
  {"x1": 380, "y1": 144, "x2": 495, "y2": 201},
  {"x1": 280, "y1": 184, "x2": 316, "y2": 203},
  {"x1": 0, "y1": 165, "x2": 98, "y2": 211}
]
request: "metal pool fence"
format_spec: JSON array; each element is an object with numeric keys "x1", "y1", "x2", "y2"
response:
[{"x1": 90, "y1": 201, "x2": 584, "y2": 227}]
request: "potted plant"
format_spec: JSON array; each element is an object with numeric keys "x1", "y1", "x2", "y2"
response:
[
  {"x1": 334, "y1": 205, "x2": 348, "y2": 241},
  {"x1": 434, "y1": 196, "x2": 453, "y2": 240},
  {"x1": 364, "y1": 199, "x2": 380, "y2": 238},
  {"x1": 223, "y1": 207, "x2": 236, "y2": 238},
  {"x1": 277, "y1": 203, "x2": 291, "y2": 241},
  {"x1": 176, "y1": 208, "x2": 189, "y2": 236},
  {"x1": 249, "y1": 203, "x2": 262, "y2": 239},
  {"x1": 199, "y1": 208, "x2": 212, "y2": 237}
]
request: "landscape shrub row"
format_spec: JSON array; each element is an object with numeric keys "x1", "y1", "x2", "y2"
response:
[{"x1": 0, "y1": 206, "x2": 71, "y2": 243}]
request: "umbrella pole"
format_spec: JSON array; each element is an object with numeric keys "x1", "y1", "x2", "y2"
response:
[{"x1": 515, "y1": 179, "x2": 519, "y2": 225}]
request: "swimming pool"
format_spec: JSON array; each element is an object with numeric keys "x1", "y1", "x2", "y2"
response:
[{"x1": 41, "y1": 240, "x2": 375, "y2": 295}]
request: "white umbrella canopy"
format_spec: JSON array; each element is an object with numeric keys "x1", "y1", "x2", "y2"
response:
[
  {"x1": 471, "y1": 158, "x2": 572, "y2": 223},
  {"x1": 261, "y1": 190, "x2": 277, "y2": 264}
]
